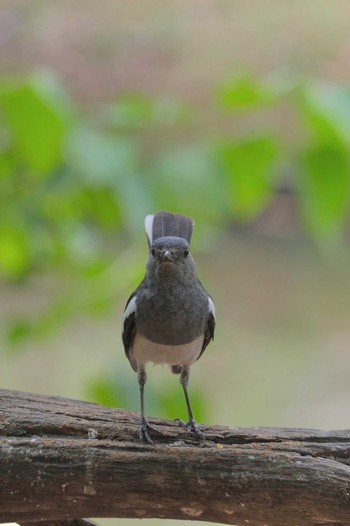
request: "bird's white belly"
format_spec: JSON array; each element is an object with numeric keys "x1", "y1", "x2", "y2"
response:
[{"x1": 132, "y1": 332, "x2": 204, "y2": 367}]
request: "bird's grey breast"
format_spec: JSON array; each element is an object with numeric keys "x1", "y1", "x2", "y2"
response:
[{"x1": 136, "y1": 283, "x2": 208, "y2": 345}]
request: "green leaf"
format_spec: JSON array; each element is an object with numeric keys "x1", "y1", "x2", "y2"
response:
[
  {"x1": 297, "y1": 146, "x2": 350, "y2": 242},
  {"x1": 0, "y1": 227, "x2": 30, "y2": 278},
  {"x1": 6, "y1": 320, "x2": 33, "y2": 348},
  {"x1": 0, "y1": 154, "x2": 12, "y2": 179},
  {"x1": 219, "y1": 136, "x2": 279, "y2": 221},
  {"x1": 217, "y1": 74, "x2": 275, "y2": 110},
  {"x1": 0, "y1": 75, "x2": 68, "y2": 173},
  {"x1": 86, "y1": 373, "x2": 140, "y2": 409},
  {"x1": 297, "y1": 82, "x2": 350, "y2": 148}
]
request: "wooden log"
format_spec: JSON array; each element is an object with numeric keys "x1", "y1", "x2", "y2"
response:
[{"x1": 0, "y1": 389, "x2": 349, "y2": 526}]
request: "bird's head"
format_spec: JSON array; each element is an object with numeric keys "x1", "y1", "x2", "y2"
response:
[{"x1": 147, "y1": 236, "x2": 195, "y2": 278}]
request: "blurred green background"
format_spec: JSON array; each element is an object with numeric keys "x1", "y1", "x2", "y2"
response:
[{"x1": 1, "y1": 1, "x2": 350, "y2": 524}]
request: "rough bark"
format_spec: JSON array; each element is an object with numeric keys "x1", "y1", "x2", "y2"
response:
[{"x1": 0, "y1": 388, "x2": 349, "y2": 526}]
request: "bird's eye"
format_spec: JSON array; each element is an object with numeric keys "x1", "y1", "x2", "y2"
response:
[
  {"x1": 151, "y1": 248, "x2": 156, "y2": 256},
  {"x1": 184, "y1": 248, "x2": 189, "y2": 257}
]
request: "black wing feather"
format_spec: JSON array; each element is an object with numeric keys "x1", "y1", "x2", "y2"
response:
[
  {"x1": 197, "y1": 311, "x2": 215, "y2": 361},
  {"x1": 122, "y1": 291, "x2": 138, "y2": 372}
]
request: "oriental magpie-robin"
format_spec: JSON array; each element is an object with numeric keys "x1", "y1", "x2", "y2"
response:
[{"x1": 122, "y1": 211, "x2": 215, "y2": 444}]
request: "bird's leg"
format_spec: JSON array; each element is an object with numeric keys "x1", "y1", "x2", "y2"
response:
[
  {"x1": 138, "y1": 366, "x2": 154, "y2": 445},
  {"x1": 138, "y1": 367, "x2": 163, "y2": 444},
  {"x1": 180, "y1": 367, "x2": 205, "y2": 439}
]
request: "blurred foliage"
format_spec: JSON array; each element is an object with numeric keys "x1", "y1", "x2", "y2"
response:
[
  {"x1": 1, "y1": 70, "x2": 350, "y2": 411},
  {"x1": 219, "y1": 135, "x2": 279, "y2": 221},
  {"x1": 1, "y1": 72, "x2": 349, "y2": 283},
  {"x1": 1, "y1": 71, "x2": 350, "y2": 322},
  {"x1": 87, "y1": 368, "x2": 207, "y2": 422}
]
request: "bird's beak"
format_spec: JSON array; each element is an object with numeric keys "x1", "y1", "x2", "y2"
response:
[{"x1": 162, "y1": 250, "x2": 174, "y2": 261}]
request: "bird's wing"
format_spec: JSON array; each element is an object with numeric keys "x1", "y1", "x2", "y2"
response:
[
  {"x1": 197, "y1": 296, "x2": 216, "y2": 361},
  {"x1": 122, "y1": 291, "x2": 138, "y2": 371}
]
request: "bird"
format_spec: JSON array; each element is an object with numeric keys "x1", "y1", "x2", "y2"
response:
[{"x1": 122, "y1": 211, "x2": 215, "y2": 444}]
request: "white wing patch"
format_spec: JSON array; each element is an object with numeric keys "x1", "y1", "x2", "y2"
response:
[
  {"x1": 123, "y1": 295, "x2": 137, "y2": 322},
  {"x1": 208, "y1": 296, "x2": 216, "y2": 319},
  {"x1": 144, "y1": 214, "x2": 154, "y2": 245}
]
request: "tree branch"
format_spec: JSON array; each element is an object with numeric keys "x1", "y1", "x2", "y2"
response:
[{"x1": 1, "y1": 389, "x2": 349, "y2": 526}]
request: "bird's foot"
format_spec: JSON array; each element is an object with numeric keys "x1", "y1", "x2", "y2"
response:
[
  {"x1": 140, "y1": 416, "x2": 163, "y2": 445},
  {"x1": 186, "y1": 418, "x2": 205, "y2": 439},
  {"x1": 175, "y1": 417, "x2": 205, "y2": 439}
]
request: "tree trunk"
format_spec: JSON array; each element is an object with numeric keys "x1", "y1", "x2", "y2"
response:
[{"x1": 0, "y1": 389, "x2": 349, "y2": 526}]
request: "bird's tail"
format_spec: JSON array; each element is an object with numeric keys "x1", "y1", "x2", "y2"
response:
[{"x1": 145, "y1": 211, "x2": 194, "y2": 247}]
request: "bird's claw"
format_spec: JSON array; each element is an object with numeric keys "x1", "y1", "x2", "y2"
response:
[
  {"x1": 175, "y1": 417, "x2": 205, "y2": 439},
  {"x1": 186, "y1": 418, "x2": 205, "y2": 439},
  {"x1": 140, "y1": 417, "x2": 164, "y2": 445}
]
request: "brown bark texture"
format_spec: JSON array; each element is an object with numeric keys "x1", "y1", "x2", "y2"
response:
[{"x1": 0, "y1": 389, "x2": 349, "y2": 526}]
